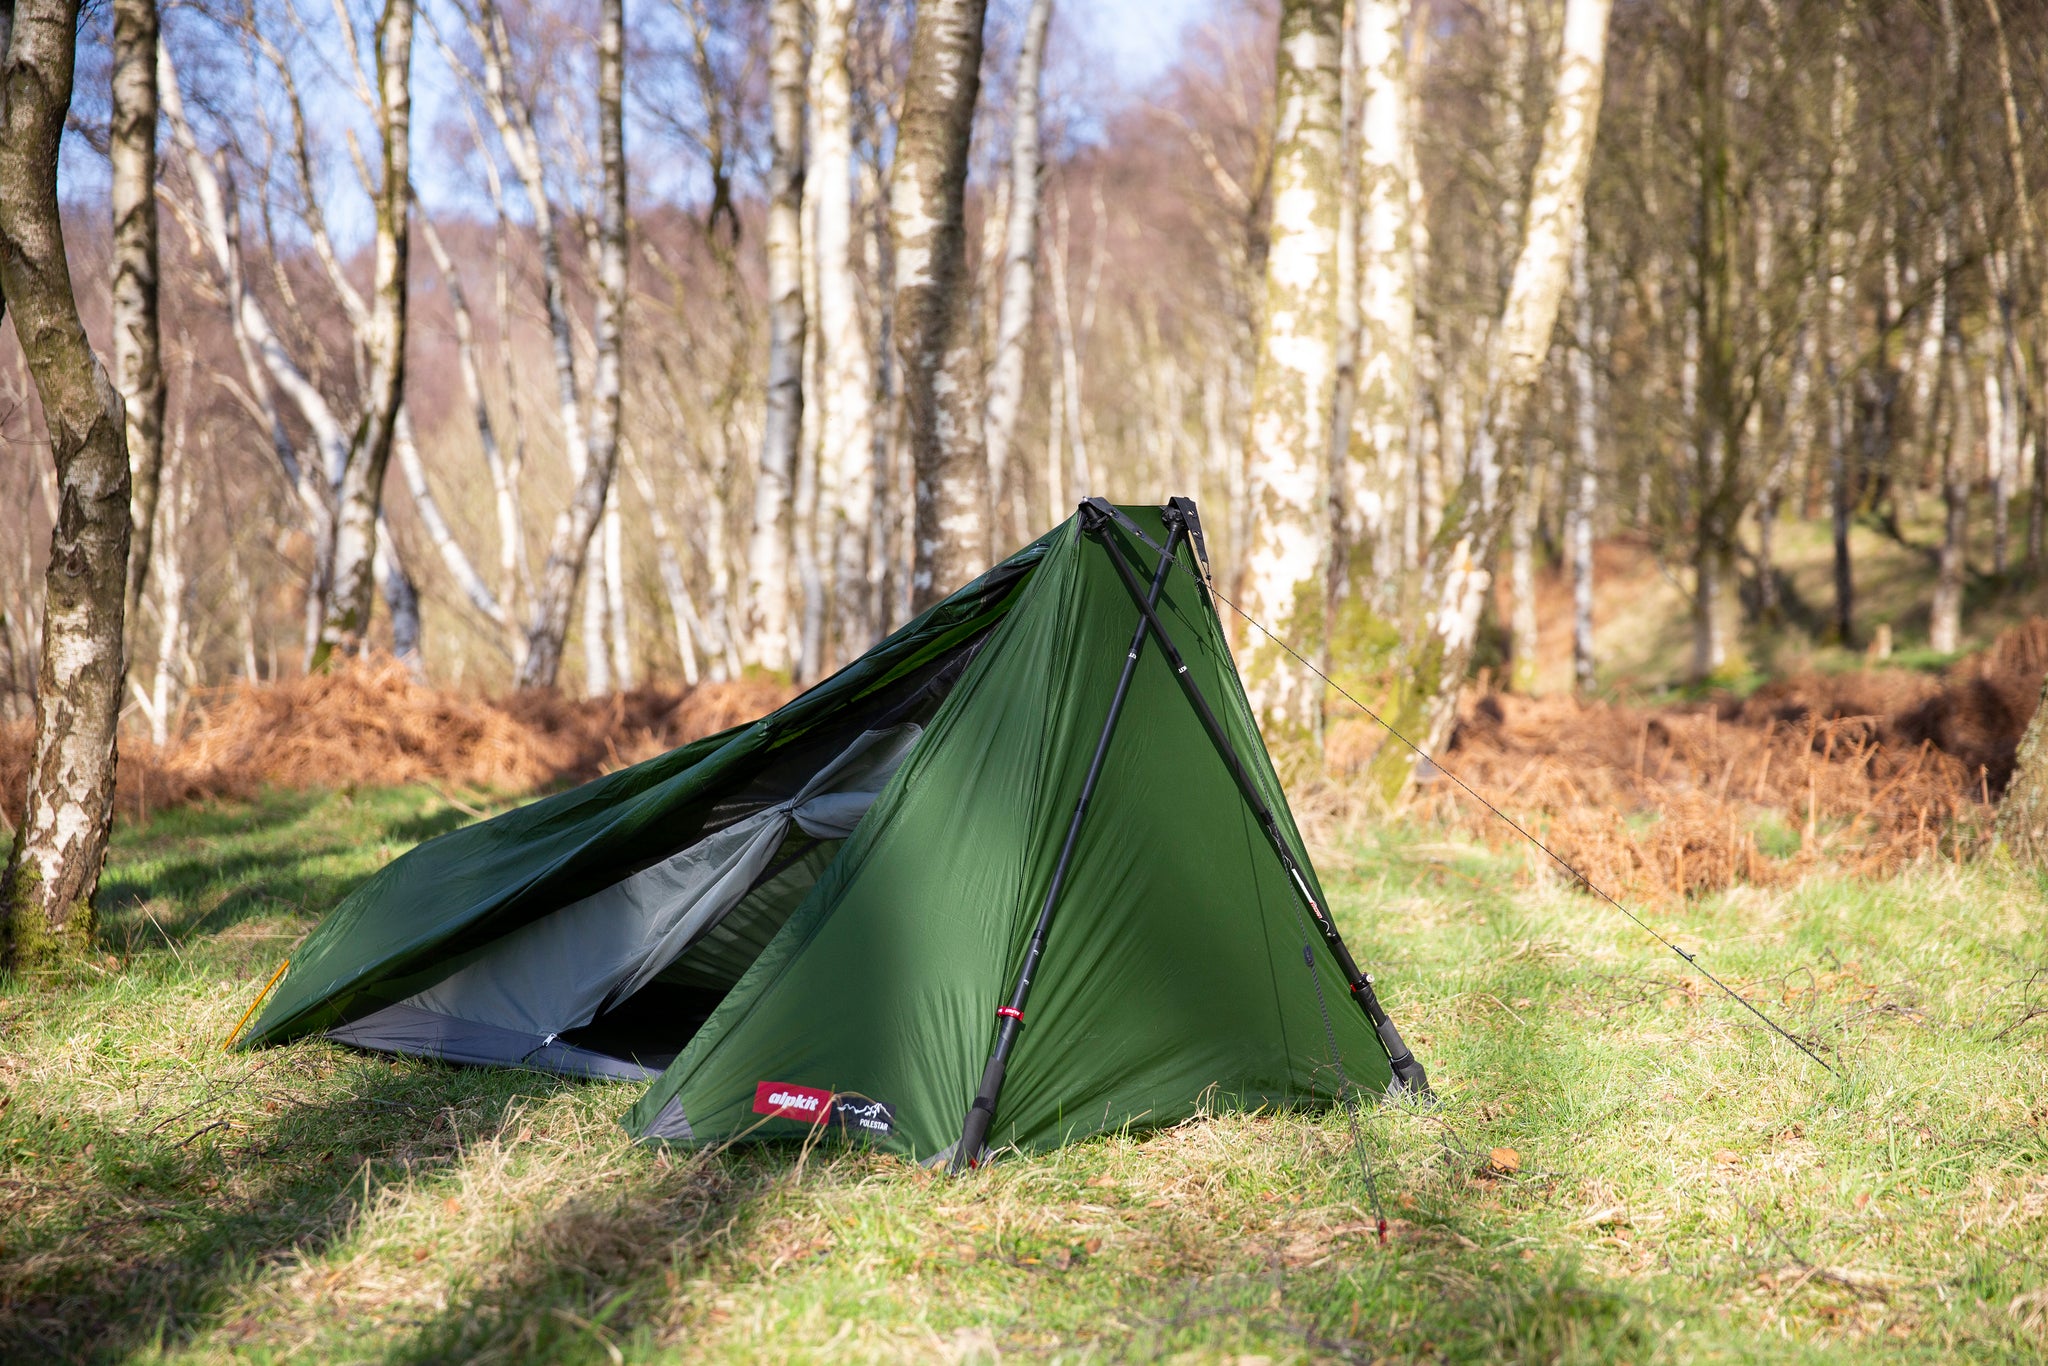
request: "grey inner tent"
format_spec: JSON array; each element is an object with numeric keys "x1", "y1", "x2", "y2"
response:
[{"x1": 327, "y1": 725, "x2": 922, "y2": 1077}]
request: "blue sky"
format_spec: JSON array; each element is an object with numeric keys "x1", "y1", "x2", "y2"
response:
[
  {"x1": 64, "y1": 0, "x2": 1222, "y2": 247},
  {"x1": 1067, "y1": 0, "x2": 1210, "y2": 87}
]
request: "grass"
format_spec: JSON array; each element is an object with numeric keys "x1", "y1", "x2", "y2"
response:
[{"x1": 1, "y1": 784, "x2": 2045, "y2": 1362}]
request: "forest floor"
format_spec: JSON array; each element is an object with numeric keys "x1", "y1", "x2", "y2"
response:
[
  {"x1": 1531, "y1": 501, "x2": 2048, "y2": 697},
  {"x1": 2, "y1": 784, "x2": 2044, "y2": 1363}
]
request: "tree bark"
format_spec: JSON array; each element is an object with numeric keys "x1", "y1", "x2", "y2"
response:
[
  {"x1": 1688, "y1": 0, "x2": 1741, "y2": 682},
  {"x1": 892, "y1": 0, "x2": 990, "y2": 612},
  {"x1": 137, "y1": 420, "x2": 191, "y2": 746},
  {"x1": 1239, "y1": 0, "x2": 1344, "y2": 738},
  {"x1": 603, "y1": 482, "x2": 633, "y2": 689},
  {"x1": 416, "y1": 215, "x2": 522, "y2": 656},
  {"x1": 1568, "y1": 223, "x2": 1598, "y2": 694},
  {"x1": 1328, "y1": 0, "x2": 1416, "y2": 661},
  {"x1": 513, "y1": 0, "x2": 628, "y2": 690},
  {"x1": 815, "y1": 0, "x2": 877, "y2": 664},
  {"x1": 309, "y1": 0, "x2": 414, "y2": 670},
  {"x1": 2000, "y1": 673, "x2": 2048, "y2": 868},
  {"x1": 1371, "y1": 0, "x2": 1612, "y2": 794},
  {"x1": 1928, "y1": 0, "x2": 1966, "y2": 656},
  {"x1": 390, "y1": 407, "x2": 507, "y2": 634},
  {"x1": 744, "y1": 0, "x2": 805, "y2": 676},
  {"x1": 982, "y1": 0, "x2": 1053, "y2": 548},
  {"x1": 0, "y1": 0, "x2": 134, "y2": 966},
  {"x1": 1507, "y1": 441, "x2": 1541, "y2": 692},
  {"x1": 111, "y1": 0, "x2": 163, "y2": 633},
  {"x1": 624, "y1": 439, "x2": 702, "y2": 687},
  {"x1": 1821, "y1": 13, "x2": 1857, "y2": 643},
  {"x1": 1981, "y1": 0, "x2": 2044, "y2": 579}
]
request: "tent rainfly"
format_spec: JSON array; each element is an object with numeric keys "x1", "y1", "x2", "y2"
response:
[{"x1": 239, "y1": 500, "x2": 1429, "y2": 1168}]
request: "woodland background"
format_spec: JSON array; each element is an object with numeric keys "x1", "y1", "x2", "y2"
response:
[{"x1": 8, "y1": 0, "x2": 2048, "y2": 747}]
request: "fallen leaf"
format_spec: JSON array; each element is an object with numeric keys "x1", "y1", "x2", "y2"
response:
[
  {"x1": 1487, "y1": 1147, "x2": 1521, "y2": 1175},
  {"x1": 1713, "y1": 1150, "x2": 1742, "y2": 1168}
]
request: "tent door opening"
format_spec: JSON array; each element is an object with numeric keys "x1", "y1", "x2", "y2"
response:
[{"x1": 326, "y1": 725, "x2": 922, "y2": 1077}]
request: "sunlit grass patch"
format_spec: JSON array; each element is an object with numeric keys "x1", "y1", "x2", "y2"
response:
[{"x1": 0, "y1": 788, "x2": 2043, "y2": 1361}]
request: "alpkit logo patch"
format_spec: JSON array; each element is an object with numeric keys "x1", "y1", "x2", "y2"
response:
[{"x1": 752, "y1": 1081, "x2": 896, "y2": 1138}]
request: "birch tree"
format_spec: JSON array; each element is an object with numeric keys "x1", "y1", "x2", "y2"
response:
[
  {"x1": 309, "y1": 0, "x2": 416, "y2": 669},
  {"x1": 1371, "y1": 0, "x2": 1612, "y2": 793},
  {"x1": 511, "y1": 0, "x2": 629, "y2": 689},
  {"x1": 1820, "y1": 12, "x2": 1856, "y2": 643},
  {"x1": 1568, "y1": 222, "x2": 1598, "y2": 693},
  {"x1": 111, "y1": 0, "x2": 163, "y2": 633},
  {"x1": 743, "y1": 0, "x2": 806, "y2": 675},
  {"x1": 815, "y1": 0, "x2": 877, "y2": 664},
  {"x1": 0, "y1": 0, "x2": 134, "y2": 966},
  {"x1": 1238, "y1": 0, "x2": 1344, "y2": 737},
  {"x1": 158, "y1": 23, "x2": 426, "y2": 671},
  {"x1": 1927, "y1": 0, "x2": 1967, "y2": 656},
  {"x1": 982, "y1": 0, "x2": 1054, "y2": 546},
  {"x1": 892, "y1": 0, "x2": 990, "y2": 612},
  {"x1": 1347, "y1": 0, "x2": 1417, "y2": 589}
]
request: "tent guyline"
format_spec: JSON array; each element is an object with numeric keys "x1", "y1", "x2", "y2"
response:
[{"x1": 1089, "y1": 502, "x2": 1836, "y2": 1078}]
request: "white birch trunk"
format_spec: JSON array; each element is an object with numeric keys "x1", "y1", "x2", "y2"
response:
[
  {"x1": 391, "y1": 407, "x2": 507, "y2": 631},
  {"x1": 892, "y1": 0, "x2": 991, "y2": 611},
  {"x1": 0, "y1": 0, "x2": 134, "y2": 961},
  {"x1": 1568, "y1": 223, "x2": 1598, "y2": 694},
  {"x1": 814, "y1": 0, "x2": 877, "y2": 665},
  {"x1": 982, "y1": 0, "x2": 1054, "y2": 547},
  {"x1": 745, "y1": 0, "x2": 806, "y2": 675},
  {"x1": 419, "y1": 213, "x2": 524, "y2": 662},
  {"x1": 112, "y1": 0, "x2": 163, "y2": 630},
  {"x1": 1506, "y1": 443, "x2": 1541, "y2": 692},
  {"x1": 1238, "y1": 0, "x2": 1344, "y2": 737},
  {"x1": 623, "y1": 439, "x2": 702, "y2": 687},
  {"x1": 1372, "y1": 0, "x2": 1612, "y2": 795},
  {"x1": 1347, "y1": 0, "x2": 1417, "y2": 612},
  {"x1": 312, "y1": 0, "x2": 414, "y2": 669},
  {"x1": 1929, "y1": 0, "x2": 1966, "y2": 656},
  {"x1": 512, "y1": 0, "x2": 628, "y2": 690},
  {"x1": 143, "y1": 430, "x2": 193, "y2": 747}
]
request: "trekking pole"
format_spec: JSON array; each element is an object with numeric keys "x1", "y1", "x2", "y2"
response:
[
  {"x1": 951, "y1": 508, "x2": 1190, "y2": 1172},
  {"x1": 1085, "y1": 502, "x2": 1431, "y2": 1098}
]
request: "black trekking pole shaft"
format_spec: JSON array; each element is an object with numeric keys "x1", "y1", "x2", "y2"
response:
[
  {"x1": 952, "y1": 512, "x2": 1190, "y2": 1171},
  {"x1": 1089, "y1": 523, "x2": 1430, "y2": 1097}
]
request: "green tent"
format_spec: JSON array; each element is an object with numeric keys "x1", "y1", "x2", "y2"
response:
[{"x1": 241, "y1": 500, "x2": 1426, "y2": 1167}]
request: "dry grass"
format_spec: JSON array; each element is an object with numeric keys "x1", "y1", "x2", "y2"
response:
[
  {"x1": 0, "y1": 659, "x2": 795, "y2": 829},
  {"x1": 1320, "y1": 620, "x2": 2048, "y2": 907}
]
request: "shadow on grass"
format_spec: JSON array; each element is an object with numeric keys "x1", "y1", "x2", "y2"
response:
[
  {"x1": 377, "y1": 1146, "x2": 770, "y2": 1365},
  {"x1": 0, "y1": 1056, "x2": 579, "y2": 1363},
  {"x1": 96, "y1": 788, "x2": 470, "y2": 950}
]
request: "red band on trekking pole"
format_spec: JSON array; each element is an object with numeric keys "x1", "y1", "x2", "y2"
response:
[{"x1": 996, "y1": 1007, "x2": 1024, "y2": 1021}]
